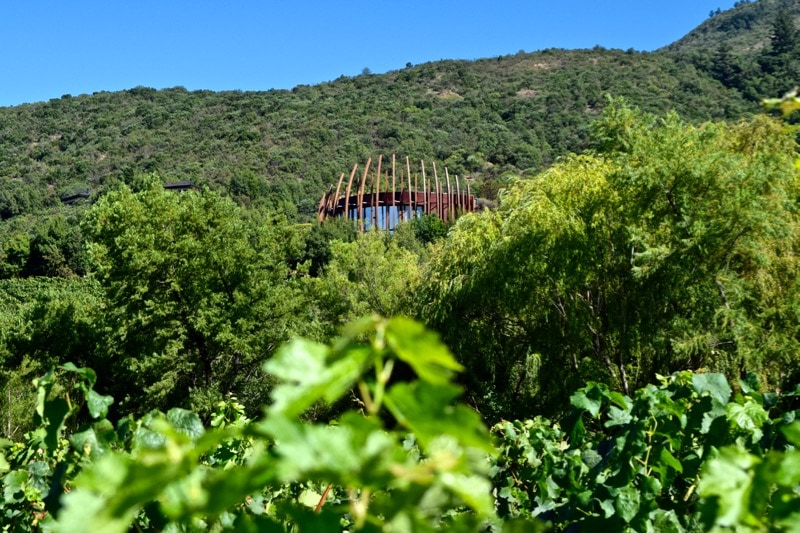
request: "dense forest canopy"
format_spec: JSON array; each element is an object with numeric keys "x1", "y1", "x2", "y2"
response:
[
  {"x1": 422, "y1": 103, "x2": 800, "y2": 419},
  {"x1": 665, "y1": 0, "x2": 799, "y2": 54},
  {"x1": 1, "y1": 1, "x2": 800, "y2": 530},
  {"x1": 0, "y1": 49, "x2": 763, "y2": 221}
]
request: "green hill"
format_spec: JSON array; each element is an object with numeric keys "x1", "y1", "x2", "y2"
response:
[
  {"x1": 665, "y1": 0, "x2": 799, "y2": 54},
  {"x1": 1, "y1": 0, "x2": 796, "y2": 224}
]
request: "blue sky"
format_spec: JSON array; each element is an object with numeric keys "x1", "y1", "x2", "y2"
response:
[{"x1": 1, "y1": 1, "x2": 738, "y2": 107}]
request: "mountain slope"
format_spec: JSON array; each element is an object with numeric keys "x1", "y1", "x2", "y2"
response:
[
  {"x1": 665, "y1": 0, "x2": 799, "y2": 54},
  {"x1": 0, "y1": 48, "x2": 756, "y2": 219}
]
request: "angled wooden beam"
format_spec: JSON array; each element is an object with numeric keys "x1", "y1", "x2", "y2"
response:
[
  {"x1": 318, "y1": 184, "x2": 332, "y2": 223},
  {"x1": 343, "y1": 164, "x2": 358, "y2": 218},
  {"x1": 331, "y1": 171, "x2": 345, "y2": 214}
]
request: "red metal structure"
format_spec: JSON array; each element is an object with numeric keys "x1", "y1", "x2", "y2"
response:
[{"x1": 317, "y1": 155, "x2": 475, "y2": 231}]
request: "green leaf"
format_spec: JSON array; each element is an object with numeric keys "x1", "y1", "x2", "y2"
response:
[
  {"x1": 570, "y1": 389, "x2": 601, "y2": 417},
  {"x1": 278, "y1": 503, "x2": 345, "y2": 533},
  {"x1": 692, "y1": 373, "x2": 731, "y2": 406},
  {"x1": 605, "y1": 405, "x2": 632, "y2": 427},
  {"x1": 599, "y1": 498, "x2": 616, "y2": 518},
  {"x1": 87, "y1": 389, "x2": 114, "y2": 419},
  {"x1": 439, "y1": 472, "x2": 495, "y2": 517},
  {"x1": 60, "y1": 362, "x2": 98, "y2": 388},
  {"x1": 257, "y1": 414, "x2": 380, "y2": 483},
  {"x1": 614, "y1": 484, "x2": 640, "y2": 523},
  {"x1": 55, "y1": 488, "x2": 137, "y2": 533},
  {"x1": 773, "y1": 450, "x2": 800, "y2": 487},
  {"x1": 133, "y1": 427, "x2": 167, "y2": 451},
  {"x1": 70, "y1": 427, "x2": 108, "y2": 458},
  {"x1": 166, "y1": 408, "x2": 205, "y2": 441},
  {"x1": 43, "y1": 397, "x2": 70, "y2": 451},
  {"x1": 385, "y1": 317, "x2": 463, "y2": 385},
  {"x1": 781, "y1": 422, "x2": 800, "y2": 447},
  {"x1": 264, "y1": 338, "x2": 370, "y2": 417},
  {"x1": 739, "y1": 373, "x2": 761, "y2": 395},
  {"x1": 659, "y1": 448, "x2": 683, "y2": 474},
  {"x1": 501, "y1": 518, "x2": 549, "y2": 533},
  {"x1": 384, "y1": 381, "x2": 492, "y2": 452},
  {"x1": 581, "y1": 449, "x2": 602, "y2": 468},
  {"x1": 726, "y1": 401, "x2": 768, "y2": 442},
  {"x1": 159, "y1": 467, "x2": 209, "y2": 518},
  {"x1": 605, "y1": 390, "x2": 631, "y2": 410},
  {"x1": 569, "y1": 414, "x2": 586, "y2": 444},
  {"x1": 34, "y1": 367, "x2": 55, "y2": 422},
  {"x1": 3, "y1": 469, "x2": 27, "y2": 503},
  {"x1": 649, "y1": 509, "x2": 683, "y2": 533},
  {"x1": 297, "y1": 488, "x2": 322, "y2": 509},
  {"x1": 698, "y1": 447, "x2": 760, "y2": 528}
]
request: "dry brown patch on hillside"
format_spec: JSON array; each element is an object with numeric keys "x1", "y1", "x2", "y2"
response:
[
  {"x1": 427, "y1": 88, "x2": 463, "y2": 100},
  {"x1": 516, "y1": 88, "x2": 538, "y2": 98}
]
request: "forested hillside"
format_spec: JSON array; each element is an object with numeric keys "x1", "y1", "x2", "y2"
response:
[
  {"x1": 665, "y1": 0, "x2": 800, "y2": 99},
  {"x1": 0, "y1": 49, "x2": 757, "y2": 220},
  {"x1": 1, "y1": 2, "x2": 800, "y2": 530},
  {"x1": 666, "y1": 0, "x2": 799, "y2": 53},
  {"x1": 4, "y1": 0, "x2": 799, "y2": 226}
]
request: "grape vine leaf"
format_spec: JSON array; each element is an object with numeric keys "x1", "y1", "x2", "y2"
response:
[
  {"x1": 264, "y1": 338, "x2": 370, "y2": 417},
  {"x1": 385, "y1": 317, "x2": 463, "y2": 385},
  {"x1": 692, "y1": 373, "x2": 732, "y2": 407}
]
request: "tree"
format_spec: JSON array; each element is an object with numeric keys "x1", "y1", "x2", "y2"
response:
[
  {"x1": 292, "y1": 217, "x2": 357, "y2": 277},
  {"x1": 768, "y1": 9, "x2": 798, "y2": 56},
  {"x1": 307, "y1": 230, "x2": 422, "y2": 338},
  {"x1": 0, "y1": 277, "x2": 101, "y2": 438},
  {"x1": 25, "y1": 210, "x2": 88, "y2": 278},
  {"x1": 710, "y1": 43, "x2": 743, "y2": 89},
  {"x1": 410, "y1": 214, "x2": 448, "y2": 244},
  {"x1": 756, "y1": 10, "x2": 799, "y2": 95},
  {"x1": 83, "y1": 180, "x2": 307, "y2": 416},
  {"x1": 421, "y1": 103, "x2": 800, "y2": 419}
]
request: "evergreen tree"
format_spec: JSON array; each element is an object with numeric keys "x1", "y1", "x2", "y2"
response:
[
  {"x1": 756, "y1": 9, "x2": 799, "y2": 96},
  {"x1": 711, "y1": 43, "x2": 743, "y2": 89},
  {"x1": 768, "y1": 8, "x2": 798, "y2": 56}
]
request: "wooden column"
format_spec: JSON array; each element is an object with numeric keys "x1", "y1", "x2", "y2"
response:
[
  {"x1": 432, "y1": 162, "x2": 441, "y2": 220},
  {"x1": 445, "y1": 168, "x2": 453, "y2": 223},
  {"x1": 455, "y1": 174, "x2": 461, "y2": 215},
  {"x1": 391, "y1": 155, "x2": 397, "y2": 229},
  {"x1": 421, "y1": 160, "x2": 428, "y2": 216},
  {"x1": 318, "y1": 185, "x2": 332, "y2": 223},
  {"x1": 344, "y1": 164, "x2": 358, "y2": 219},
  {"x1": 406, "y1": 156, "x2": 413, "y2": 221},
  {"x1": 333, "y1": 172, "x2": 346, "y2": 213},
  {"x1": 374, "y1": 155, "x2": 382, "y2": 230},
  {"x1": 357, "y1": 158, "x2": 371, "y2": 232}
]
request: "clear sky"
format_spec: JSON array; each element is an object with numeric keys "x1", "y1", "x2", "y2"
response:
[{"x1": 1, "y1": 1, "x2": 738, "y2": 108}]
